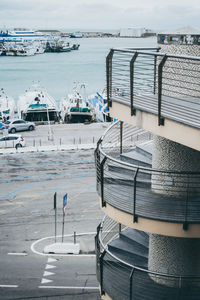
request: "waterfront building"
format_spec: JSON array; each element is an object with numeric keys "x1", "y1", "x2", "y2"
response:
[
  {"x1": 120, "y1": 27, "x2": 155, "y2": 38},
  {"x1": 157, "y1": 26, "x2": 200, "y2": 48},
  {"x1": 94, "y1": 37, "x2": 200, "y2": 298}
]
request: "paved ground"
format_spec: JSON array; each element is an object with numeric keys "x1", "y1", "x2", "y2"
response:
[
  {"x1": 0, "y1": 123, "x2": 109, "y2": 300},
  {"x1": 0, "y1": 122, "x2": 110, "y2": 154}
]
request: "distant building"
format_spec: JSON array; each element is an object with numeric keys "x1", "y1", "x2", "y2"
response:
[
  {"x1": 120, "y1": 27, "x2": 145, "y2": 37},
  {"x1": 38, "y1": 30, "x2": 61, "y2": 36},
  {"x1": 82, "y1": 32, "x2": 115, "y2": 38},
  {"x1": 120, "y1": 27, "x2": 155, "y2": 38},
  {"x1": 157, "y1": 26, "x2": 200, "y2": 45}
]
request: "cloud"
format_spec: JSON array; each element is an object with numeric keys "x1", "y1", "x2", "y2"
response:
[{"x1": 0, "y1": 0, "x2": 200, "y2": 30}]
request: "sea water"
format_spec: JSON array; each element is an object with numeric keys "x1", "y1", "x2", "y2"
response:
[{"x1": 0, "y1": 36, "x2": 157, "y2": 105}]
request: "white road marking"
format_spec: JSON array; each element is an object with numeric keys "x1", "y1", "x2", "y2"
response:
[
  {"x1": 47, "y1": 258, "x2": 57, "y2": 263},
  {"x1": 39, "y1": 285, "x2": 99, "y2": 290},
  {"x1": 31, "y1": 232, "x2": 96, "y2": 257},
  {"x1": 0, "y1": 285, "x2": 18, "y2": 288},
  {"x1": 7, "y1": 253, "x2": 27, "y2": 256},
  {"x1": 45, "y1": 264, "x2": 56, "y2": 270},
  {"x1": 43, "y1": 271, "x2": 54, "y2": 277},
  {"x1": 41, "y1": 278, "x2": 52, "y2": 284}
]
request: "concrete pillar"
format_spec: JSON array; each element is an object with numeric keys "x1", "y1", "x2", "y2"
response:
[
  {"x1": 148, "y1": 234, "x2": 200, "y2": 286},
  {"x1": 151, "y1": 135, "x2": 200, "y2": 197}
]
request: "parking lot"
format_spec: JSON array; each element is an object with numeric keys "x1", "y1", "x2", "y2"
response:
[
  {"x1": 0, "y1": 123, "x2": 108, "y2": 299},
  {"x1": 0, "y1": 122, "x2": 110, "y2": 153}
]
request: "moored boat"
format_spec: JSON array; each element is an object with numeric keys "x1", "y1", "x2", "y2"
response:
[
  {"x1": 60, "y1": 84, "x2": 94, "y2": 123},
  {"x1": 70, "y1": 32, "x2": 83, "y2": 38},
  {"x1": 0, "y1": 88, "x2": 15, "y2": 121},
  {"x1": 18, "y1": 83, "x2": 60, "y2": 124},
  {"x1": 87, "y1": 89, "x2": 110, "y2": 122}
]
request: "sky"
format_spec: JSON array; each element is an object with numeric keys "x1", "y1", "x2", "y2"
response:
[{"x1": 0, "y1": 0, "x2": 200, "y2": 32}]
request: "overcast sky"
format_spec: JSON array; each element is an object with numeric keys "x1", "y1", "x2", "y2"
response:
[{"x1": 0, "y1": 0, "x2": 200, "y2": 32}]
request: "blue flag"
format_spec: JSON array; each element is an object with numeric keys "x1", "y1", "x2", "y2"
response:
[{"x1": 63, "y1": 193, "x2": 68, "y2": 216}]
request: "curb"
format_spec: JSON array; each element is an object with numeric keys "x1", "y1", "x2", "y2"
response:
[{"x1": 0, "y1": 143, "x2": 97, "y2": 155}]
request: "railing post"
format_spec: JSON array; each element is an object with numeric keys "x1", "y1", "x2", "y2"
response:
[
  {"x1": 183, "y1": 178, "x2": 189, "y2": 230},
  {"x1": 120, "y1": 121, "x2": 123, "y2": 154},
  {"x1": 154, "y1": 55, "x2": 157, "y2": 94},
  {"x1": 153, "y1": 48, "x2": 160, "y2": 94},
  {"x1": 130, "y1": 52, "x2": 138, "y2": 116},
  {"x1": 100, "y1": 157, "x2": 107, "y2": 207},
  {"x1": 133, "y1": 168, "x2": 139, "y2": 222},
  {"x1": 94, "y1": 138, "x2": 103, "y2": 193},
  {"x1": 119, "y1": 223, "x2": 121, "y2": 233},
  {"x1": 129, "y1": 268, "x2": 135, "y2": 300},
  {"x1": 176, "y1": 276, "x2": 182, "y2": 300},
  {"x1": 100, "y1": 250, "x2": 106, "y2": 296},
  {"x1": 158, "y1": 55, "x2": 167, "y2": 126},
  {"x1": 106, "y1": 49, "x2": 114, "y2": 108}
]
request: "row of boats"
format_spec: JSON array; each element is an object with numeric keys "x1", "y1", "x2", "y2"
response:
[
  {"x1": 0, "y1": 30, "x2": 79, "y2": 56},
  {"x1": 0, "y1": 84, "x2": 110, "y2": 124}
]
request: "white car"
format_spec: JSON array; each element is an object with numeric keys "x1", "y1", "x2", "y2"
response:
[
  {"x1": 0, "y1": 134, "x2": 26, "y2": 149},
  {"x1": 3, "y1": 119, "x2": 35, "y2": 133}
]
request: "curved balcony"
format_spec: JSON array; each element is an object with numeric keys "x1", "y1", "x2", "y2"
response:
[
  {"x1": 95, "y1": 121, "x2": 200, "y2": 237},
  {"x1": 95, "y1": 216, "x2": 200, "y2": 300},
  {"x1": 106, "y1": 48, "x2": 200, "y2": 151}
]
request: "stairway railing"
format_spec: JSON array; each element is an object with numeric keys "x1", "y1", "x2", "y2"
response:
[
  {"x1": 95, "y1": 216, "x2": 200, "y2": 300},
  {"x1": 95, "y1": 121, "x2": 200, "y2": 228}
]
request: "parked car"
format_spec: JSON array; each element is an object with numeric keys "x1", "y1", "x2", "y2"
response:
[
  {"x1": 0, "y1": 134, "x2": 25, "y2": 149},
  {"x1": 3, "y1": 119, "x2": 35, "y2": 133}
]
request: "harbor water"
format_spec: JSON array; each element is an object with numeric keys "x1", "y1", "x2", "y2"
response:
[{"x1": 0, "y1": 36, "x2": 157, "y2": 105}]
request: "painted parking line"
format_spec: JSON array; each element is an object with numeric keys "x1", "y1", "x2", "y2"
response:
[
  {"x1": 31, "y1": 232, "x2": 97, "y2": 257},
  {"x1": 0, "y1": 285, "x2": 18, "y2": 288},
  {"x1": 7, "y1": 252, "x2": 27, "y2": 256},
  {"x1": 0, "y1": 170, "x2": 95, "y2": 198},
  {"x1": 39, "y1": 286, "x2": 98, "y2": 290}
]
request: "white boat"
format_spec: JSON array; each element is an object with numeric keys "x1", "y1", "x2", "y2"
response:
[
  {"x1": 70, "y1": 32, "x2": 83, "y2": 38},
  {"x1": 87, "y1": 89, "x2": 110, "y2": 122},
  {"x1": 0, "y1": 29, "x2": 47, "y2": 43},
  {"x1": 60, "y1": 84, "x2": 94, "y2": 123},
  {"x1": 18, "y1": 84, "x2": 60, "y2": 124},
  {"x1": 0, "y1": 88, "x2": 15, "y2": 121},
  {"x1": 0, "y1": 29, "x2": 48, "y2": 56},
  {"x1": 16, "y1": 43, "x2": 37, "y2": 56}
]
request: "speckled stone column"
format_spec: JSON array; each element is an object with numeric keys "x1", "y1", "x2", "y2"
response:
[
  {"x1": 148, "y1": 234, "x2": 200, "y2": 286},
  {"x1": 150, "y1": 135, "x2": 200, "y2": 286},
  {"x1": 151, "y1": 135, "x2": 200, "y2": 197}
]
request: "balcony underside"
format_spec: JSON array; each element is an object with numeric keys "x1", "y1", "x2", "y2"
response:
[
  {"x1": 110, "y1": 101, "x2": 200, "y2": 151},
  {"x1": 100, "y1": 201, "x2": 200, "y2": 238}
]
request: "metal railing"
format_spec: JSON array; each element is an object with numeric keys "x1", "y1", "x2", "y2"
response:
[
  {"x1": 106, "y1": 48, "x2": 200, "y2": 128},
  {"x1": 95, "y1": 121, "x2": 200, "y2": 229},
  {"x1": 95, "y1": 216, "x2": 200, "y2": 300}
]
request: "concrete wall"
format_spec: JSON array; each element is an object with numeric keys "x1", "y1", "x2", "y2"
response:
[{"x1": 151, "y1": 135, "x2": 200, "y2": 197}]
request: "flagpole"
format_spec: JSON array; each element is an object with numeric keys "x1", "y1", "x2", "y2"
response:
[
  {"x1": 62, "y1": 210, "x2": 65, "y2": 243},
  {"x1": 54, "y1": 192, "x2": 57, "y2": 243},
  {"x1": 62, "y1": 193, "x2": 67, "y2": 243}
]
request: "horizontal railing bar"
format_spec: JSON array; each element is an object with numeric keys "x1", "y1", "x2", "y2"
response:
[{"x1": 112, "y1": 48, "x2": 200, "y2": 61}]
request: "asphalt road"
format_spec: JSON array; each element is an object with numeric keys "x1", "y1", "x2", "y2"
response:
[{"x1": 0, "y1": 136, "x2": 105, "y2": 299}]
